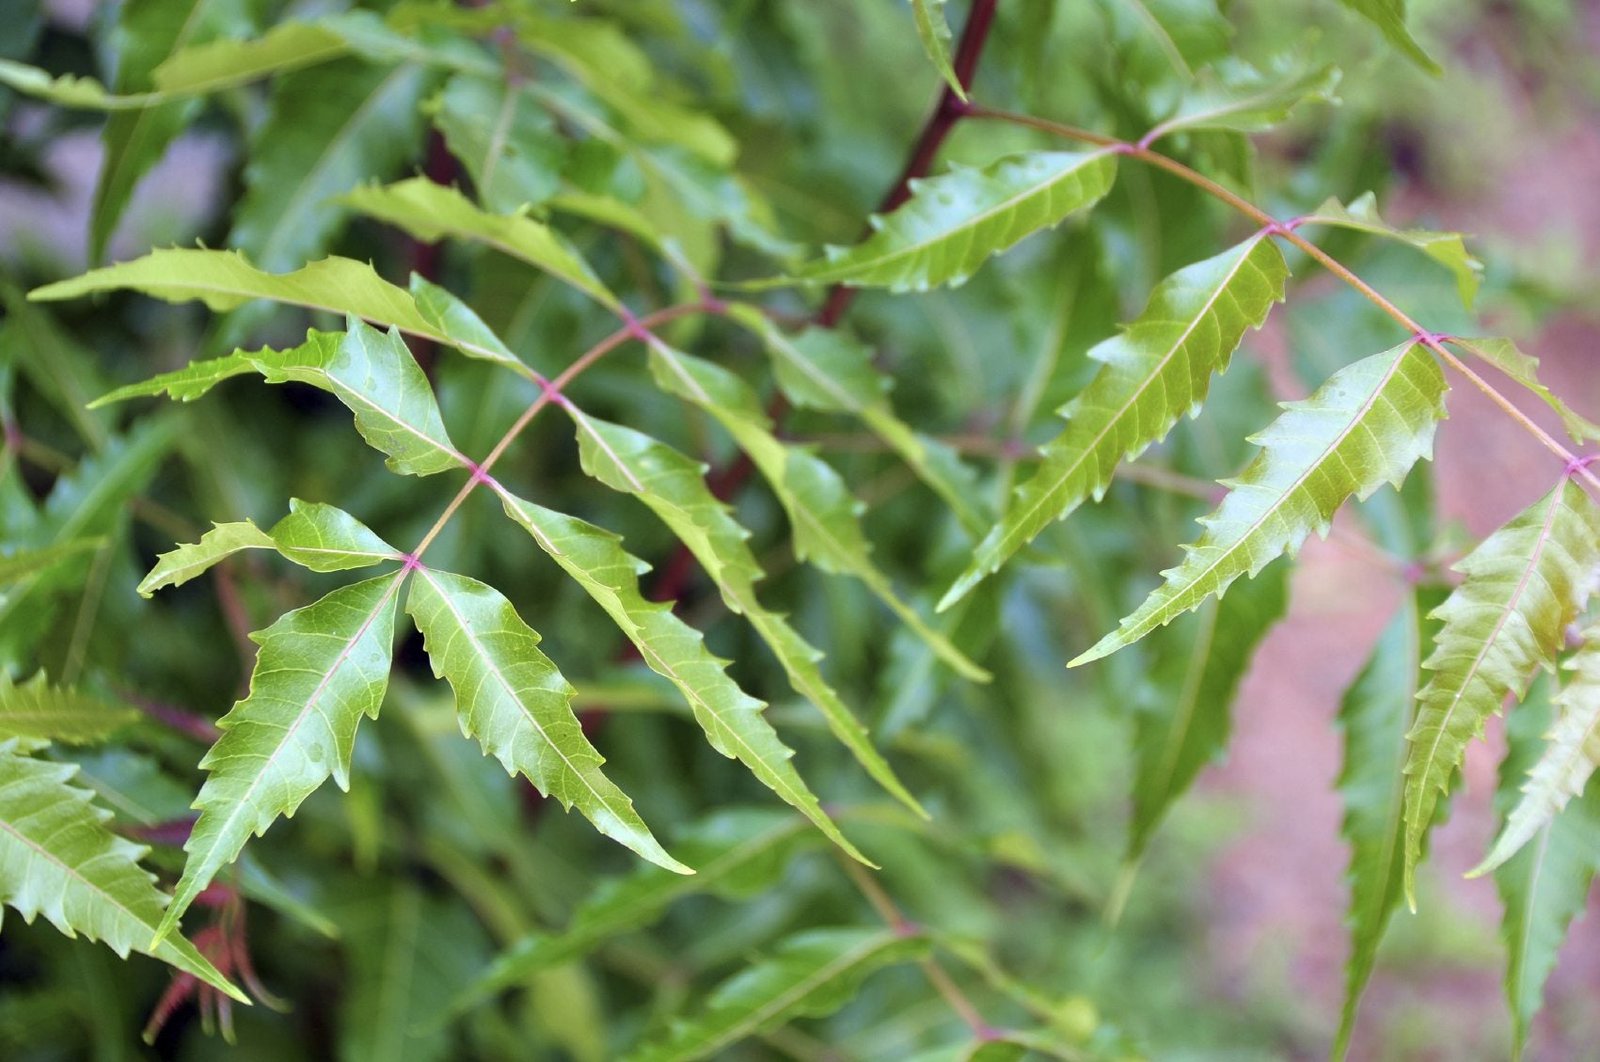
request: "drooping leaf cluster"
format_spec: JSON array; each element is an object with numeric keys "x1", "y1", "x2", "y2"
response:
[{"x1": 1, "y1": 0, "x2": 1595, "y2": 1058}]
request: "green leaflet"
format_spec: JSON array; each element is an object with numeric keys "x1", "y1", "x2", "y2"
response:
[
  {"x1": 0, "y1": 60, "x2": 156, "y2": 111},
  {"x1": 1475, "y1": 620, "x2": 1600, "y2": 875},
  {"x1": 92, "y1": 0, "x2": 254, "y2": 263},
  {"x1": 0, "y1": 673, "x2": 137, "y2": 744},
  {"x1": 339, "y1": 882, "x2": 489, "y2": 1062},
  {"x1": 153, "y1": 20, "x2": 347, "y2": 95},
  {"x1": 459, "y1": 809, "x2": 821, "y2": 1006},
  {"x1": 942, "y1": 235, "x2": 1289, "y2": 610},
  {"x1": 138, "y1": 499, "x2": 399, "y2": 596},
  {"x1": 156, "y1": 573, "x2": 403, "y2": 945},
  {"x1": 777, "y1": 151, "x2": 1117, "y2": 291},
  {"x1": 644, "y1": 341, "x2": 989, "y2": 683},
  {"x1": 430, "y1": 73, "x2": 565, "y2": 212},
  {"x1": 626, "y1": 927, "x2": 929, "y2": 1062},
  {"x1": 30, "y1": 250, "x2": 524, "y2": 378},
  {"x1": 494, "y1": 489, "x2": 869, "y2": 864},
  {"x1": 1144, "y1": 59, "x2": 1341, "y2": 143},
  {"x1": 727, "y1": 305, "x2": 983, "y2": 534},
  {"x1": 909, "y1": 0, "x2": 964, "y2": 99},
  {"x1": 1302, "y1": 193, "x2": 1481, "y2": 308},
  {"x1": 34, "y1": 248, "x2": 431, "y2": 332},
  {"x1": 1333, "y1": 0, "x2": 1441, "y2": 74},
  {"x1": 404, "y1": 567, "x2": 687, "y2": 873},
  {"x1": 97, "y1": 321, "x2": 464, "y2": 476},
  {"x1": 231, "y1": 61, "x2": 431, "y2": 273},
  {"x1": 1453, "y1": 337, "x2": 1600, "y2": 445},
  {"x1": 1403, "y1": 479, "x2": 1600, "y2": 903},
  {"x1": 0, "y1": 743, "x2": 244, "y2": 1000},
  {"x1": 1126, "y1": 560, "x2": 1287, "y2": 864},
  {"x1": 565, "y1": 409, "x2": 923, "y2": 816},
  {"x1": 1074, "y1": 340, "x2": 1446, "y2": 665},
  {"x1": 1333, "y1": 586, "x2": 1447, "y2": 1059},
  {"x1": 408, "y1": 276, "x2": 532, "y2": 377},
  {"x1": 341, "y1": 178, "x2": 620, "y2": 311},
  {"x1": 1491, "y1": 678, "x2": 1600, "y2": 1057},
  {"x1": 0, "y1": 540, "x2": 104, "y2": 587}
]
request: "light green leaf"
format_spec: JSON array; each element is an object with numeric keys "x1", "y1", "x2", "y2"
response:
[
  {"x1": 1475, "y1": 620, "x2": 1600, "y2": 876},
  {"x1": 494, "y1": 489, "x2": 869, "y2": 864},
  {"x1": 1074, "y1": 340, "x2": 1446, "y2": 665},
  {"x1": 1491, "y1": 678, "x2": 1600, "y2": 1057},
  {"x1": 1127, "y1": 560, "x2": 1287, "y2": 862},
  {"x1": 1403, "y1": 480, "x2": 1600, "y2": 903},
  {"x1": 1144, "y1": 58, "x2": 1340, "y2": 143},
  {"x1": 0, "y1": 743, "x2": 244, "y2": 1000},
  {"x1": 231, "y1": 61, "x2": 431, "y2": 273},
  {"x1": 566, "y1": 409, "x2": 923, "y2": 816},
  {"x1": 909, "y1": 0, "x2": 964, "y2": 99},
  {"x1": 1333, "y1": 586, "x2": 1447, "y2": 1059},
  {"x1": 156, "y1": 573, "x2": 403, "y2": 945},
  {"x1": 943, "y1": 235, "x2": 1288, "y2": 609},
  {"x1": 1302, "y1": 193, "x2": 1481, "y2": 307},
  {"x1": 341, "y1": 178, "x2": 620, "y2": 311},
  {"x1": 430, "y1": 73, "x2": 565, "y2": 212},
  {"x1": 1453, "y1": 337, "x2": 1600, "y2": 445},
  {"x1": 0, "y1": 59, "x2": 156, "y2": 110},
  {"x1": 644, "y1": 341, "x2": 989, "y2": 683},
  {"x1": 138, "y1": 499, "x2": 399, "y2": 596},
  {"x1": 408, "y1": 275, "x2": 531, "y2": 377},
  {"x1": 727, "y1": 305, "x2": 983, "y2": 534},
  {"x1": 1333, "y1": 0, "x2": 1440, "y2": 74},
  {"x1": 92, "y1": 0, "x2": 254, "y2": 262},
  {"x1": 0, "y1": 539, "x2": 105, "y2": 587},
  {"x1": 460, "y1": 810, "x2": 820, "y2": 1005},
  {"x1": 405, "y1": 567, "x2": 686, "y2": 873},
  {"x1": 34, "y1": 248, "x2": 434, "y2": 328},
  {"x1": 627, "y1": 927, "x2": 928, "y2": 1062},
  {"x1": 151, "y1": 20, "x2": 348, "y2": 95},
  {"x1": 96, "y1": 322, "x2": 463, "y2": 476},
  {"x1": 777, "y1": 151, "x2": 1117, "y2": 291},
  {"x1": 0, "y1": 674, "x2": 137, "y2": 745}
]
